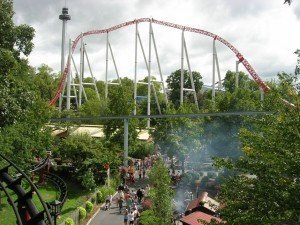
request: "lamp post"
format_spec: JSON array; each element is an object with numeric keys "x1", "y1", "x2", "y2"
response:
[{"x1": 49, "y1": 200, "x2": 61, "y2": 225}]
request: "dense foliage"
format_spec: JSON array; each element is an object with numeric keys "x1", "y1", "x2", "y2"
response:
[
  {"x1": 214, "y1": 71, "x2": 300, "y2": 224},
  {"x1": 140, "y1": 159, "x2": 174, "y2": 225},
  {"x1": 0, "y1": 0, "x2": 54, "y2": 168}
]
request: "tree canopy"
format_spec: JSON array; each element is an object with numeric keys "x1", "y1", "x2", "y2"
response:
[
  {"x1": 214, "y1": 72, "x2": 300, "y2": 225},
  {"x1": 166, "y1": 69, "x2": 203, "y2": 108}
]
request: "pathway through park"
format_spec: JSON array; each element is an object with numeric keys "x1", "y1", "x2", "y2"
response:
[{"x1": 88, "y1": 171, "x2": 149, "y2": 225}]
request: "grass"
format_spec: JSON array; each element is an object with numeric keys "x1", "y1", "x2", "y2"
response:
[{"x1": 0, "y1": 179, "x2": 93, "y2": 225}]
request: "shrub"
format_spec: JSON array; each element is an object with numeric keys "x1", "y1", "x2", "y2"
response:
[
  {"x1": 65, "y1": 217, "x2": 74, "y2": 225},
  {"x1": 91, "y1": 196, "x2": 96, "y2": 204},
  {"x1": 97, "y1": 186, "x2": 115, "y2": 202},
  {"x1": 109, "y1": 176, "x2": 120, "y2": 190},
  {"x1": 81, "y1": 168, "x2": 96, "y2": 190},
  {"x1": 96, "y1": 191, "x2": 103, "y2": 204},
  {"x1": 78, "y1": 207, "x2": 87, "y2": 220},
  {"x1": 86, "y1": 201, "x2": 94, "y2": 213}
]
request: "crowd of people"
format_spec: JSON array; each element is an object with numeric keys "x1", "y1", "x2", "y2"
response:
[
  {"x1": 107, "y1": 184, "x2": 147, "y2": 225},
  {"x1": 102, "y1": 154, "x2": 164, "y2": 224},
  {"x1": 104, "y1": 157, "x2": 155, "y2": 225}
]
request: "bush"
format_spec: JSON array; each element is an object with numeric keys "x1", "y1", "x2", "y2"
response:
[
  {"x1": 86, "y1": 201, "x2": 94, "y2": 213},
  {"x1": 97, "y1": 186, "x2": 115, "y2": 202},
  {"x1": 109, "y1": 176, "x2": 120, "y2": 190},
  {"x1": 78, "y1": 207, "x2": 87, "y2": 220},
  {"x1": 91, "y1": 196, "x2": 96, "y2": 204},
  {"x1": 81, "y1": 168, "x2": 96, "y2": 190},
  {"x1": 96, "y1": 191, "x2": 103, "y2": 204},
  {"x1": 65, "y1": 217, "x2": 74, "y2": 225}
]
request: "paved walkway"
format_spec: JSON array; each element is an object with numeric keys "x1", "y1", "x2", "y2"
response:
[{"x1": 89, "y1": 171, "x2": 149, "y2": 225}]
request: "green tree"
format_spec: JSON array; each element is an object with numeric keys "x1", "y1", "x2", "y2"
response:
[
  {"x1": 222, "y1": 71, "x2": 258, "y2": 93},
  {"x1": 152, "y1": 104, "x2": 203, "y2": 172},
  {"x1": 103, "y1": 77, "x2": 140, "y2": 149},
  {"x1": 166, "y1": 69, "x2": 203, "y2": 108},
  {"x1": 34, "y1": 64, "x2": 58, "y2": 101},
  {"x1": 0, "y1": 0, "x2": 53, "y2": 167},
  {"x1": 136, "y1": 76, "x2": 167, "y2": 116},
  {"x1": 214, "y1": 73, "x2": 300, "y2": 224},
  {"x1": 140, "y1": 210, "x2": 160, "y2": 225},
  {"x1": 0, "y1": 0, "x2": 35, "y2": 59},
  {"x1": 57, "y1": 133, "x2": 122, "y2": 187},
  {"x1": 200, "y1": 70, "x2": 263, "y2": 159},
  {"x1": 146, "y1": 159, "x2": 174, "y2": 225}
]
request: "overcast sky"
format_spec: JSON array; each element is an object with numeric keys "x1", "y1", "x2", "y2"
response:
[{"x1": 13, "y1": 0, "x2": 300, "y2": 85}]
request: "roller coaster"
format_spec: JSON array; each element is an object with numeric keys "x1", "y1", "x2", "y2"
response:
[
  {"x1": 51, "y1": 17, "x2": 271, "y2": 111},
  {"x1": 0, "y1": 153, "x2": 67, "y2": 225}
]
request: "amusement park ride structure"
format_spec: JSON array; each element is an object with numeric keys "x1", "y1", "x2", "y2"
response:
[{"x1": 52, "y1": 8, "x2": 272, "y2": 119}]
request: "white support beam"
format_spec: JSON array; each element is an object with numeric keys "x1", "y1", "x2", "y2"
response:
[
  {"x1": 151, "y1": 83, "x2": 162, "y2": 114},
  {"x1": 150, "y1": 21, "x2": 168, "y2": 105},
  {"x1": 180, "y1": 30, "x2": 184, "y2": 105},
  {"x1": 147, "y1": 21, "x2": 152, "y2": 128},
  {"x1": 213, "y1": 43, "x2": 222, "y2": 90},
  {"x1": 105, "y1": 32, "x2": 109, "y2": 99},
  {"x1": 83, "y1": 45, "x2": 100, "y2": 100},
  {"x1": 212, "y1": 39, "x2": 216, "y2": 101},
  {"x1": 108, "y1": 41, "x2": 121, "y2": 84},
  {"x1": 79, "y1": 33, "x2": 84, "y2": 106},
  {"x1": 183, "y1": 33, "x2": 199, "y2": 108},
  {"x1": 134, "y1": 22, "x2": 138, "y2": 115},
  {"x1": 66, "y1": 39, "x2": 71, "y2": 110}
]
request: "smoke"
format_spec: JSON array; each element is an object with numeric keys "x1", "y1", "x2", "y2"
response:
[{"x1": 160, "y1": 117, "x2": 244, "y2": 213}]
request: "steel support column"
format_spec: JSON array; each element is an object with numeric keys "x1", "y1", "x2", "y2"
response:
[
  {"x1": 123, "y1": 119, "x2": 129, "y2": 167},
  {"x1": 79, "y1": 33, "x2": 84, "y2": 106},
  {"x1": 183, "y1": 33, "x2": 198, "y2": 108},
  {"x1": 66, "y1": 39, "x2": 71, "y2": 110},
  {"x1": 180, "y1": 30, "x2": 184, "y2": 105},
  {"x1": 213, "y1": 42, "x2": 222, "y2": 90},
  {"x1": 147, "y1": 21, "x2": 152, "y2": 127},
  {"x1": 134, "y1": 23, "x2": 138, "y2": 115},
  {"x1": 212, "y1": 39, "x2": 216, "y2": 101},
  {"x1": 150, "y1": 21, "x2": 168, "y2": 105},
  {"x1": 105, "y1": 32, "x2": 109, "y2": 99}
]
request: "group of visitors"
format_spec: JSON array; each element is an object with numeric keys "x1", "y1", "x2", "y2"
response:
[
  {"x1": 113, "y1": 184, "x2": 146, "y2": 225},
  {"x1": 105, "y1": 156, "x2": 157, "y2": 224},
  {"x1": 123, "y1": 159, "x2": 150, "y2": 184}
]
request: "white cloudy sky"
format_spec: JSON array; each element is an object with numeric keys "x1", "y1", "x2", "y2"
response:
[{"x1": 13, "y1": 0, "x2": 300, "y2": 85}]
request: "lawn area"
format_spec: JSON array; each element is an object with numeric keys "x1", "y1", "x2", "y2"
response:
[{"x1": 0, "y1": 179, "x2": 93, "y2": 225}]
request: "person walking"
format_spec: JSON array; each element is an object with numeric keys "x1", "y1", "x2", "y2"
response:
[
  {"x1": 142, "y1": 166, "x2": 146, "y2": 179},
  {"x1": 105, "y1": 194, "x2": 112, "y2": 210},
  {"x1": 116, "y1": 190, "x2": 125, "y2": 207},
  {"x1": 139, "y1": 168, "x2": 142, "y2": 180},
  {"x1": 136, "y1": 188, "x2": 143, "y2": 204},
  {"x1": 124, "y1": 209, "x2": 129, "y2": 225},
  {"x1": 128, "y1": 210, "x2": 135, "y2": 225},
  {"x1": 118, "y1": 197, "x2": 124, "y2": 213}
]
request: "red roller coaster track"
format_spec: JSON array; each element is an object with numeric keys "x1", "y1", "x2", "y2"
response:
[{"x1": 49, "y1": 18, "x2": 270, "y2": 106}]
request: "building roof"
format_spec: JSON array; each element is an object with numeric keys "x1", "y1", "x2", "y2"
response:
[
  {"x1": 187, "y1": 192, "x2": 220, "y2": 213},
  {"x1": 71, "y1": 126, "x2": 105, "y2": 138},
  {"x1": 180, "y1": 211, "x2": 222, "y2": 225},
  {"x1": 51, "y1": 125, "x2": 151, "y2": 140}
]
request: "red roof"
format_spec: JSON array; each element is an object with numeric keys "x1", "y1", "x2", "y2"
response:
[
  {"x1": 180, "y1": 211, "x2": 222, "y2": 225},
  {"x1": 187, "y1": 192, "x2": 208, "y2": 211}
]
